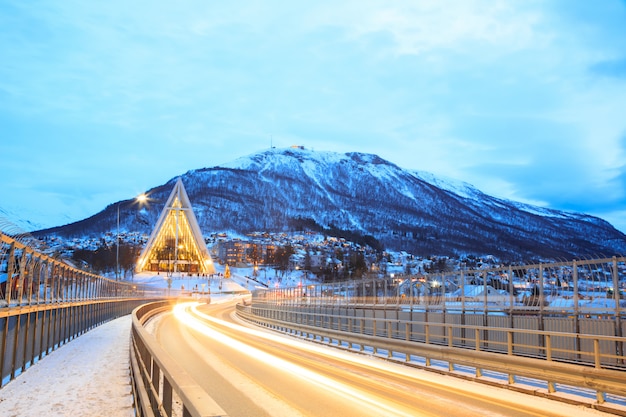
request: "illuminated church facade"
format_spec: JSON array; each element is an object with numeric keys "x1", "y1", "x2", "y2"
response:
[{"x1": 136, "y1": 178, "x2": 216, "y2": 275}]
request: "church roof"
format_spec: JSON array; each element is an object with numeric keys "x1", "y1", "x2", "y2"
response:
[{"x1": 136, "y1": 178, "x2": 215, "y2": 274}]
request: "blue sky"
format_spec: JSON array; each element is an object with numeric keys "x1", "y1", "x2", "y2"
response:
[{"x1": 1, "y1": 0, "x2": 626, "y2": 234}]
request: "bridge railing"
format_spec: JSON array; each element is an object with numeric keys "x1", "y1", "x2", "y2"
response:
[
  {"x1": 0, "y1": 232, "x2": 169, "y2": 387},
  {"x1": 1, "y1": 232, "x2": 166, "y2": 307},
  {"x1": 0, "y1": 297, "x2": 165, "y2": 387},
  {"x1": 236, "y1": 302, "x2": 626, "y2": 410},
  {"x1": 130, "y1": 301, "x2": 228, "y2": 417},
  {"x1": 255, "y1": 255, "x2": 626, "y2": 319}
]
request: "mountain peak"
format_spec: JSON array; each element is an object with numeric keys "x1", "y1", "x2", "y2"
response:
[
  {"x1": 225, "y1": 147, "x2": 394, "y2": 169},
  {"x1": 34, "y1": 148, "x2": 626, "y2": 260}
]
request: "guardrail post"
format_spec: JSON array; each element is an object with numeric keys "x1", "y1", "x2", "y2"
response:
[
  {"x1": 594, "y1": 338, "x2": 606, "y2": 404},
  {"x1": 163, "y1": 376, "x2": 173, "y2": 415},
  {"x1": 372, "y1": 320, "x2": 377, "y2": 354},
  {"x1": 507, "y1": 331, "x2": 515, "y2": 384},
  {"x1": 546, "y1": 334, "x2": 552, "y2": 361},
  {"x1": 448, "y1": 326, "x2": 454, "y2": 371},
  {"x1": 475, "y1": 328, "x2": 482, "y2": 377},
  {"x1": 425, "y1": 324, "x2": 431, "y2": 366},
  {"x1": 539, "y1": 263, "x2": 545, "y2": 318},
  {"x1": 344, "y1": 317, "x2": 349, "y2": 348},
  {"x1": 387, "y1": 322, "x2": 393, "y2": 358},
  {"x1": 508, "y1": 265, "x2": 514, "y2": 317},
  {"x1": 405, "y1": 322, "x2": 410, "y2": 362},
  {"x1": 5, "y1": 242, "x2": 16, "y2": 305},
  {"x1": 359, "y1": 319, "x2": 364, "y2": 351},
  {"x1": 573, "y1": 260, "x2": 579, "y2": 331},
  {"x1": 612, "y1": 257, "x2": 623, "y2": 363},
  {"x1": 546, "y1": 334, "x2": 556, "y2": 393}
]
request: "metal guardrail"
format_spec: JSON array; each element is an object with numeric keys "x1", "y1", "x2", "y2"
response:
[
  {"x1": 0, "y1": 298, "x2": 158, "y2": 387},
  {"x1": 258, "y1": 256, "x2": 626, "y2": 320},
  {"x1": 1, "y1": 232, "x2": 167, "y2": 307},
  {"x1": 247, "y1": 302, "x2": 625, "y2": 366},
  {"x1": 130, "y1": 301, "x2": 228, "y2": 417},
  {"x1": 236, "y1": 303, "x2": 626, "y2": 411},
  {"x1": 0, "y1": 232, "x2": 170, "y2": 387}
]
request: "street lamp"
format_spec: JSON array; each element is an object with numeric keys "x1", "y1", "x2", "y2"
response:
[
  {"x1": 116, "y1": 193, "x2": 147, "y2": 281},
  {"x1": 296, "y1": 265, "x2": 301, "y2": 289}
]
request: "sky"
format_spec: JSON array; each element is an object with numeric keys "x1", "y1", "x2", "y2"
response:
[{"x1": 1, "y1": 0, "x2": 625, "y2": 233}]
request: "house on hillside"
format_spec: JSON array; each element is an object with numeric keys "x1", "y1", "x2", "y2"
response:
[{"x1": 451, "y1": 285, "x2": 508, "y2": 304}]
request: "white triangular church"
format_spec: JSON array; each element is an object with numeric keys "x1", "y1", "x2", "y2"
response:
[{"x1": 136, "y1": 178, "x2": 216, "y2": 275}]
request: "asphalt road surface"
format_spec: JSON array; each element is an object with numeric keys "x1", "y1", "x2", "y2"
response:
[{"x1": 152, "y1": 299, "x2": 608, "y2": 417}]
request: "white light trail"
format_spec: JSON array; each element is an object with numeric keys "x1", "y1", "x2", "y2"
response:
[
  {"x1": 188, "y1": 302, "x2": 421, "y2": 381},
  {"x1": 173, "y1": 302, "x2": 419, "y2": 417}
]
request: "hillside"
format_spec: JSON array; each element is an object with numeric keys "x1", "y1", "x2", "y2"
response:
[{"x1": 34, "y1": 147, "x2": 626, "y2": 260}]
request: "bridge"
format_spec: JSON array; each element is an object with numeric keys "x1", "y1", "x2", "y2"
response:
[{"x1": 1, "y1": 231, "x2": 625, "y2": 416}]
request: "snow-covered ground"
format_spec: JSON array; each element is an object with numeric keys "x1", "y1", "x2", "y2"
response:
[
  {"x1": 0, "y1": 265, "x2": 253, "y2": 417},
  {"x1": 0, "y1": 315, "x2": 135, "y2": 417},
  {"x1": 0, "y1": 285, "x2": 248, "y2": 417},
  {"x1": 131, "y1": 263, "x2": 312, "y2": 293}
]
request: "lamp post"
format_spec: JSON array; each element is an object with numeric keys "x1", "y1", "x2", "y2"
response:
[
  {"x1": 116, "y1": 193, "x2": 147, "y2": 281},
  {"x1": 116, "y1": 202, "x2": 120, "y2": 281}
]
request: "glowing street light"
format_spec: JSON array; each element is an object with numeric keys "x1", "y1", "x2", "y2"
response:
[{"x1": 116, "y1": 193, "x2": 148, "y2": 281}]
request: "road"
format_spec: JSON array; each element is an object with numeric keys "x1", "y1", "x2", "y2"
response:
[{"x1": 152, "y1": 299, "x2": 608, "y2": 417}]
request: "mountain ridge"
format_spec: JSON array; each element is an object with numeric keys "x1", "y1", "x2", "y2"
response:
[{"x1": 32, "y1": 147, "x2": 626, "y2": 260}]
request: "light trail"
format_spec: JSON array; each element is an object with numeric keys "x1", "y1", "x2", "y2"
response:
[
  {"x1": 173, "y1": 302, "x2": 426, "y2": 417},
  {"x1": 173, "y1": 302, "x2": 606, "y2": 417}
]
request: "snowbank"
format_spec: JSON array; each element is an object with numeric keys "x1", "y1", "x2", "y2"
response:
[{"x1": 0, "y1": 316, "x2": 134, "y2": 417}]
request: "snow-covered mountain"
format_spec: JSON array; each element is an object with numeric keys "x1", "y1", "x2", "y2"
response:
[
  {"x1": 0, "y1": 206, "x2": 48, "y2": 233},
  {"x1": 33, "y1": 147, "x2": 626, "y2": 260}
]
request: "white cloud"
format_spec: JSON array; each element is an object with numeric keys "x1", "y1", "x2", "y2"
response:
[
  {"x1": 1, "y1": 0, "x2": 625, "y2": 233},
  {"x1": 312, "y1": 1, "x2": 542, "y2": 57}
]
